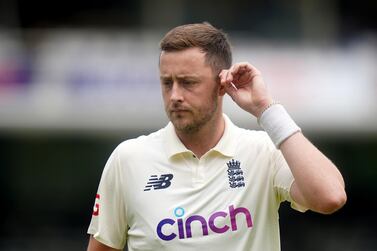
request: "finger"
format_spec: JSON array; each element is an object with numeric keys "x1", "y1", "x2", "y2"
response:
[
  {"x1": 228, "y1": 68, "x2": 241, "y2": 86},
  {"x1": 231, "y1": 63, "x2": 252, "y2": 81},
  {"x1": 230, "y1": 64, "x2": 241, "y2": 75},
  {"x1": 231, "y1": 62, "x2": 249, "y2": 73},
  {"x1": 237, "y1": 63, "x2": 261, "y2": 84},
  {"x1": 225, "y1": 81, "x2": 238, "y2": 100},
  {"x1": 226, "y1": 68, "x2": 233, "y2": 83},
  {"x1": 239, "y1": 65, "x2": 251, "y2": 74},
  {"x1": 246, "y1": 63, "x2": 261, "y2": 76}
]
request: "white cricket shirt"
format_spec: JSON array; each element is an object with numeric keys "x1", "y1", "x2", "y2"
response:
[{"x1": 88, "y1": 114, "x2": 306, "y2": 251}]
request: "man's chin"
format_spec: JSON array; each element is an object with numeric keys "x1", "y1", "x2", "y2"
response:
[
  {"x1": 171, "y1": 119, "x2": 198, "y2": 134},
  {"x1": 170, "y1": 113, "x2": 190, "y2": 124},
  {"x1": 171, "y1": 119, "x2": 189, "y2": 130}
]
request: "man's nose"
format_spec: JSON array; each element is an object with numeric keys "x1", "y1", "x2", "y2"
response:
[{"x1": 170, "y1": 82, "x2": 184, "y2": 102}]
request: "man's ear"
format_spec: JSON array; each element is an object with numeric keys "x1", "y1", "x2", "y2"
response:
[{"x1": 217, "y1": 76, "x2": 227, "y2": 96}]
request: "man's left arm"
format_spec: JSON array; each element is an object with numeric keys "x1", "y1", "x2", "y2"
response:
[
  {"x1": 279, "y1": 131, "x2": 346, "y2": 214},
  {"x1": 219, "y1": 62, "x2": 347, "y2": 214}
]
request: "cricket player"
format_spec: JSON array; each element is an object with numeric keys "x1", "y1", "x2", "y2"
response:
[{"x1": 87, "y1": 22, "x2": 347, "y2": 251}]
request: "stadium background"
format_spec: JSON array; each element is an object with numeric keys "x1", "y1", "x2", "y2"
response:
[{"x1": 0, "y1": 0, "x2": 376, "y2": 250}]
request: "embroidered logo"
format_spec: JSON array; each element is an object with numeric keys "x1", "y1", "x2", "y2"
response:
[
  {"x1": 144, "y1": 174, "x2": 174, "y2": 191},
  {"x1": 92, "y1": 194, "x2": 100, "y2": 216},
  {"x1": 227, "y1": 159, "x2": 245, "y2": 188}
]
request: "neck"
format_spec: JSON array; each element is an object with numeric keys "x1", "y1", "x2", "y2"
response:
[{"x1": 175, "y1": 111, "x2": 225, "y2": 158}]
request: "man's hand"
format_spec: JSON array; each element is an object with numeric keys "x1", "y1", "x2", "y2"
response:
[{"x1": 219, "y1": 62, "x2": 273, "y2": 117}]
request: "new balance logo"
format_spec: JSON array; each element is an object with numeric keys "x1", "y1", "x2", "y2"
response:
[{"x1": 144, "y1": 174, "x2": 174, "y2": 191}]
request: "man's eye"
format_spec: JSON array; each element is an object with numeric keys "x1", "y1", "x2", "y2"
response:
[
  {"x1": 182, "y1": 80, "x2": 196, "y2": 86},
  {"x1": 162, "y1": 80, "x2": 173, "y2": 87}
]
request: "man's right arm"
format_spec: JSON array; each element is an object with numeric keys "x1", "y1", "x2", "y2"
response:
[{"x1": 87, "y1": 236, "x2": 122, "y2": 251}]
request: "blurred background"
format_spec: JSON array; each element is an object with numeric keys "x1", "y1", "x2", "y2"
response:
[{"x1": 0, "y1": 0, "x2": 376, "y2": 250}]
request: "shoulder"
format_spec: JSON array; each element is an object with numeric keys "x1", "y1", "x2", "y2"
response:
[
  {"x1": 235, "y1": 126, "x2": 276, "y2": 153},
  {"x1": 224, "y1": 114, "x2": 276, "y2": 152},
  {"x1": 233, "y1": 127, "x2": 283, "y2": 173},
  {"x1": 114, "y1": 127, "x2": 167, "y2": 158}
]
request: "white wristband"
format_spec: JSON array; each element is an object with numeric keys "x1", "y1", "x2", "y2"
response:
[{"x1": 258, "y1": 104, "x2": 301, "y2": 148}]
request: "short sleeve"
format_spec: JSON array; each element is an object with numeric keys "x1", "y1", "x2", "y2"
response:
[
  {"x1": 87, "y1": 147, "x2": 128, "y2": 249},
  {"x1": 273, "y1": 150, "x2": 308, "y2": 212}
]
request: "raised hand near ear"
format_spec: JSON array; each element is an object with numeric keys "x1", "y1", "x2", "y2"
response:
[{"x1": 219, "y1": 62, "x2": 273, "y2": 117}]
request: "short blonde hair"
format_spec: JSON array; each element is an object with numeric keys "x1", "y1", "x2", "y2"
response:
[{"x1": 160, "y1": 22, "x2": 232, "y2": 75}]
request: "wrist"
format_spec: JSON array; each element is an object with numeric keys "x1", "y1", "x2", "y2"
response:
[
  {"x1": 258, "y1": 104, "x2": 301, "y2": 148},
  {"x1": 254, "y1": 98, "x2": 274, "y2": 118},
  {"x1": 256, "y1": 100, "x2": 277, "y2": 118}
]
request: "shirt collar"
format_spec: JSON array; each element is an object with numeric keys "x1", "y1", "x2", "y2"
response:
[
  {"x1": 211, "y1": 114, "x2": 237, "y2": 157},
  {"x1": 164, "y1": 122, "x2": 190, "y2": 158},
  {"x1": 164, "y1": 114, "x2": 238, "y2": 159}
]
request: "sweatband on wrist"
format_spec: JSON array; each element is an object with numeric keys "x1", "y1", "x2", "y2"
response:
[{"x1": 258, "y1": 104, "x2": 301, "y2": 148}]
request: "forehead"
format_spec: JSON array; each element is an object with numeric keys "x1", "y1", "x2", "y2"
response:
[{"x1": 159, "y1": 47, "x2": 213, "y2": 76}]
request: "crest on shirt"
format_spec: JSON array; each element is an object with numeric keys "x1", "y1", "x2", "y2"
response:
[{"x1": 227, "y1": 159, "x2": 245, "y2": 188}]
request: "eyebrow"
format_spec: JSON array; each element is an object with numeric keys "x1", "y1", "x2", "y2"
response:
[{"x1": 160, "y1": 74, "x2": 200, "y2": 80}]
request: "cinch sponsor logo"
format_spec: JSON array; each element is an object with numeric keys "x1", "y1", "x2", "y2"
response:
[{"x1": 156, "y1": 205, "x2": 253, "y2": 241}]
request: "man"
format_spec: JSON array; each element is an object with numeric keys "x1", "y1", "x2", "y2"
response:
[{"x1": 87, "y1": 23, "x2": 346, "y2": 251}]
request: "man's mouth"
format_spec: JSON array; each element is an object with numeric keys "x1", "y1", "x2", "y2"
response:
[
  {"x1": 170, "y1": 108, "x2": 190, "y2": 113},
  {"x1": 171, "y1": 109, "x2": 187, "y2": 112}
]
